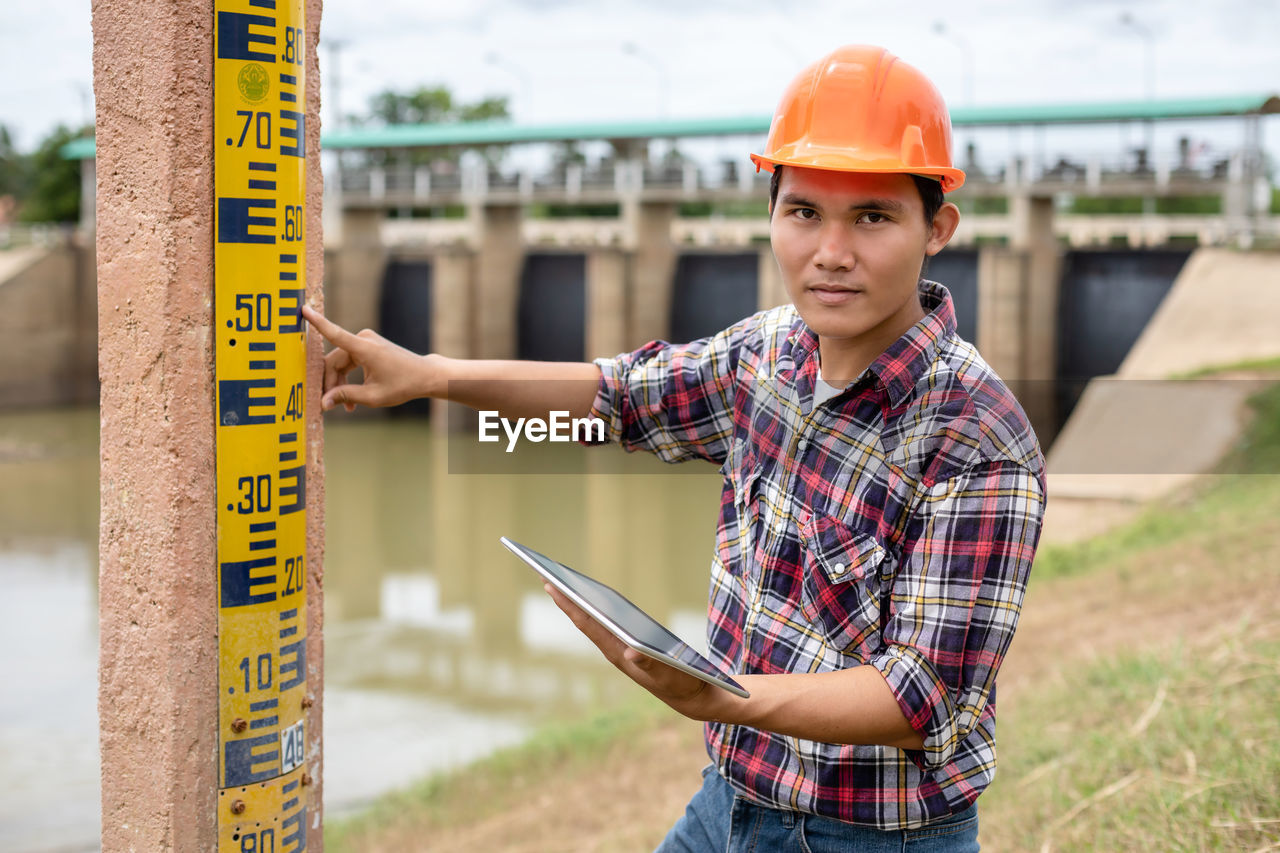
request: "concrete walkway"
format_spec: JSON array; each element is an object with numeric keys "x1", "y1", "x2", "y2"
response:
[{"x1": 0, "y1": 246, "x2": 47, "y2": 286}]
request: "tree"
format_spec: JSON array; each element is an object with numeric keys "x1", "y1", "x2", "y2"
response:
[
  {"x1": 363, "y1": 86, "x2": 508, "y2": 127},
  {"x1": 20, "y1": 124, "x2": 90, "y2": 224},
  {"x1": 0, "y1": 125, "x2": 28, "y2": 201},
  {"x1": 352, "y1": 86, "x2": 510, "y2": 169}
]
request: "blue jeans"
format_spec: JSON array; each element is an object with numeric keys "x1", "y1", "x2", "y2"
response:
[{"x1": 655, "y1": 766, "x2": 980, "y2": 853}]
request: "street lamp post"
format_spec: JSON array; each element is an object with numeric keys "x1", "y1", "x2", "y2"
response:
[
  {"x1": 322, "y1": 39, "x2": 349, "y2": 129},
  {"x1": 932, "y1": 22, "x2": 975, "y2": 174},
  {"x1": 931, "y1": 21, "x2": 974, "y2": 108},
  {"x1": 485, "y1": 52, "x2": 533, "y2": 118},
  {"x1": 1118, "y1": 12, "x2": 1156, "y2": 102},
  {"x1": 1118, "y1": 12, "x2": 1157, "y2": 206},
  {"x1": 622, "y1": 41, "x2": 670, "y2": 119}
]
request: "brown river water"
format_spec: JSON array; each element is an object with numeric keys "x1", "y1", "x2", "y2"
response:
[{"x1": 0, "y1": 406, "x2": 723, "y2": 852}]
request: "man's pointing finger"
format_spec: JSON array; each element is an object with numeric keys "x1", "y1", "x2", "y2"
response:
[{"x1": 302, "y1": 304, "x2": 362, "y2": 351}]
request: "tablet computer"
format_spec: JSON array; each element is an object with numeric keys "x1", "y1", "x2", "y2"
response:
[{"x1": 500, "y1": 537, "x2": 749, "y2": 699}]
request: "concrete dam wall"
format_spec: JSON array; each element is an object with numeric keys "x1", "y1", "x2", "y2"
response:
[
  {"x1": 0, "y1": 242, "x2": 97, "y2": 409},
  {"x1": 5, "y1": 238, "x2": 1262, "y2": 469},
  {"x1": 371, "y1": 246, "x2": 1192, "y2": 438}
]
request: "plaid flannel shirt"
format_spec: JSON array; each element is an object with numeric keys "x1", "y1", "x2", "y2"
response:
[{"x1": 589, "y1": 281, "x2": 1047, "y2": 830}]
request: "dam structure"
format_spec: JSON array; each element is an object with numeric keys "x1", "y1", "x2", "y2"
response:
[{"x1": 15, "y1": 92, "x2": 1280, "y2": 446}]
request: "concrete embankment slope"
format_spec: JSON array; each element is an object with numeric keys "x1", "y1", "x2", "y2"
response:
[
  {"x1": 1044, "y1": 248, "x2": 1280, "y2": 543},
  {"x1": 0, "y1": 243, "x2": 98, "y2": 408},
  {"x1": 0, "y1": 246, "x2": 47, "y2": 283},
  {"x1": 1117, "y1": 249, "x2": 1280, "y2": 379}
]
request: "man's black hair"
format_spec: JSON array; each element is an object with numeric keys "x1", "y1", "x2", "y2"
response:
[{"x1": 768, "y1": 165, "x2": 945, "y2": 225}]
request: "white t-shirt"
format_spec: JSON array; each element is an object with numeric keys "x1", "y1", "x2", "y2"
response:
[{"x1": 813, "y1": 370, "x2": 846, "y2": 408}]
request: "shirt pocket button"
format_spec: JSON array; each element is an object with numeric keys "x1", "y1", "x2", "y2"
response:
[{"x1": 800, "y1": 524, "x2": 887, "y2": 657}]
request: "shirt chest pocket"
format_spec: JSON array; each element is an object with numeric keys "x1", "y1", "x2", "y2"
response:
[
  {"x1": 716, "y1": 448, "x2": 765, "y2": 578},
  {"x1": 798, "y1": 514, "x2": 888, "y2": 659}
]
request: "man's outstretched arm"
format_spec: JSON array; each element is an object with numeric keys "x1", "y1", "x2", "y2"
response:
[{"x1": 302, "y1": 305, "x2": 601, "y2": 419}]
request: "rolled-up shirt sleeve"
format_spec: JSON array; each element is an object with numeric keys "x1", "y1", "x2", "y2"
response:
[
  {"x1": 587, "y1": 315, "x2": 755, "y2": 465},
  {"x1": 869, "y1": 460, "x2": 1045, "y2": 771}
]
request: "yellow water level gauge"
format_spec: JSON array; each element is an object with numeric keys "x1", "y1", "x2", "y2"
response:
[{"x1": 214, "y1": 0, "x2": 309, "y2": 848}]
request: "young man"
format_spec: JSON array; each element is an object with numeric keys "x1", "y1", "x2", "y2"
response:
[{"x1": 304, "y1": 45, "x2": 1045, "y2": 851}]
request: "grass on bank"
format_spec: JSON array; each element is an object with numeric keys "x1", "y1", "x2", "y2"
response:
[
  {"x1": 984, "y1": 377, "x2": 1280, "y2": 851},
  {"x1": 1170, "y1": 354, "x2": 1280, "y2": 381},
  {"x1": 325, "y1": 696, "x2": 674, "y2": 852},
  {"x1": 327, "y1": 380, "x2": 1280, "y2": 852},
  {"x1": 983, "y1": 628, "x2": 1280, "y2": 851}
]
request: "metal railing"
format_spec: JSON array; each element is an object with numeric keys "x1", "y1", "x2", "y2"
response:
[
  {"x1": 0, "y1": 223, "x2": 77, "y2": 251},
  {"x1": 331, "y1": 142, "x2": 1270, "y2": 210},
  {"x1": 333, "y1": 157, "x2": 774, "y2": 204}
]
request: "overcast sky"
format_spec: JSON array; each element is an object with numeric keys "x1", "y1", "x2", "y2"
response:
[{"x1": 2, "y1": 0, "x2": 1278, "y2": 159}]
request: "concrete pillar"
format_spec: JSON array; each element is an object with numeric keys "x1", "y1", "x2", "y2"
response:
[
  {"x1": 757, "y1": 245, "x2": 787, "y2": 311},
  {"x1": 430, "y1": 247, "x2": 474, "y2": 426},
  {"x1": 979, "y1": 193, "x2": 1060, "y2": 445},
  {"x1": 432, "y1": 248, "x2": 475, "y2": 359},
  {"x1": 472, "y1": 203, "x2": 524, "y2": 360},
  {"x1": 586, "y1": 248, "x2": 629, "y2": 359},
  {"x1": 976, "y1": 248, "x2": 1027, "y2": 380},
  {"x1": 73, "y1": 233, "x2": 99, "y2": 404},
  {"x1": 94, "y1": 0, "x2": 325, "y2": 849},
  {"x1": 1008, "y1": 194, "x2": 1047, "y2": 252},
  {"x1": 1222, "y1": 159, "x2": 1251, "y2": 245},
  {"x1": 95, "y1": 4, "x2": 219, "y2": 845},
  {"x1": 330, "y1": 207, "x2": 385, "y2": 334},
  {"x1": 1022, "y1": 202, "x2": 1061, "y2": 394},
  {"x1": 80, "y1": 156, "x2": 97, "y2": 233},
  {"x1": 624, "y1": 199, "x2": 677, "y2": 348}
]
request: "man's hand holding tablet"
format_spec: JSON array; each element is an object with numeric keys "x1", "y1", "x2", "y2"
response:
[{"x1": 500, "y1": 537, "x2": 750, "y2": 711}]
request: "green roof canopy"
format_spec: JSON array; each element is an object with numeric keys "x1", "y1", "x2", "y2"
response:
[
  {"x1": 62, "y1": 93, "x2": 1280, "y2": 159},
  {"x1": 953, "y1": 94, "x2": 1280, "y2": 125},
  {"x1": 61, "y1": 136, "x2": 97, "y2": 160}
]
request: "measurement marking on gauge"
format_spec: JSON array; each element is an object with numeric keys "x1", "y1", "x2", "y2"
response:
[{"x1": 214, "y1": 0, "x2": 309, "y2": 848}]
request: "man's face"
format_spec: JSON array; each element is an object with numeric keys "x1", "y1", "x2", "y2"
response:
[{"x1": 770, "y1": 166, "x2": 955, "y2": 349}]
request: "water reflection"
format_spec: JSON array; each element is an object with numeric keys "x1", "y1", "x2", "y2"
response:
[
  {"x1": 323, "y1": 418, "x2": 723, "y2": 719},
  {"x1": 0, "y1": 408, "x2": 724, "y2": 850},
  {"x1": 0, "y1": 408, "x2": 100, "y2": 853}
]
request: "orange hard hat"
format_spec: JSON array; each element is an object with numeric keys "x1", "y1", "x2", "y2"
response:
[{"x1": 750, "y1": 45, "x2": 965, "y2": 192}]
